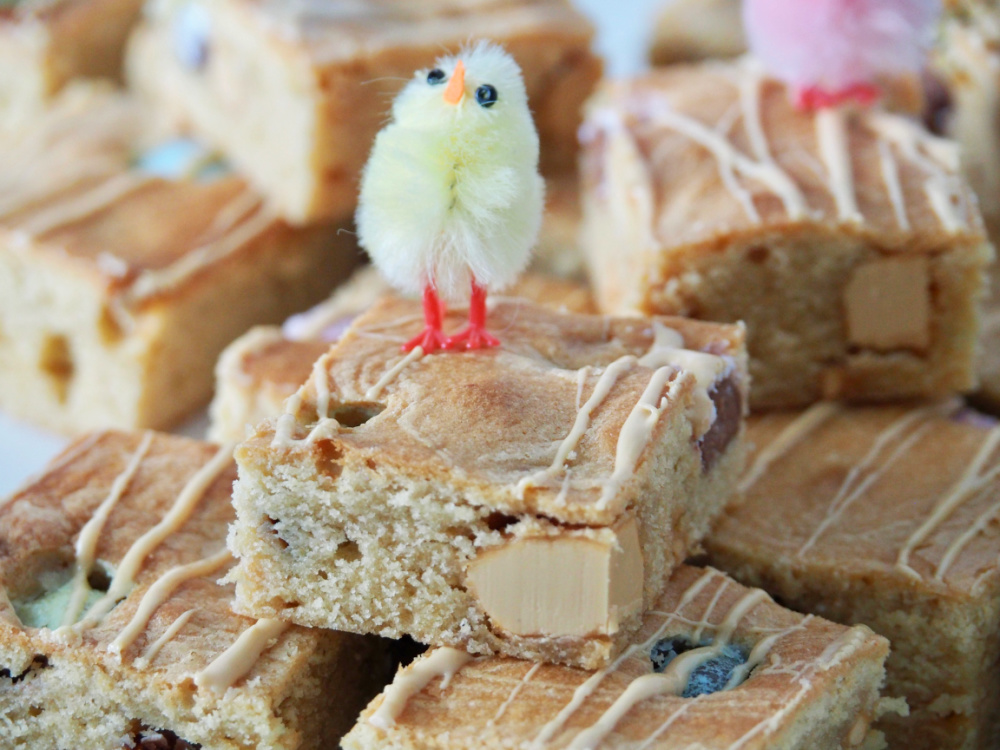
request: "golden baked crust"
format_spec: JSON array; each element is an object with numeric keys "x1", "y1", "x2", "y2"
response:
[
  {"x1": 0, "y1": 84, "x2": 356, "y2": 432},
  {"x1": 344, "y1": 565, "x2": 890, "y2": 750},
  {"x1": 252, "y1": 296, "x2": 746, "y2": 525},
  {"x1": 581, "y1": 59, "x2": 992, "y2": 409},
  {"x1": 127, "y1": 0, "x2": 601, "y2": 223},
  {"x1": 230, "y1": 298, "x2": 749, "y2": 669},
  {"x1": 706, "y1": 403, "x2": 1000, "y2": 749},
  {"x1": 0, "y1": 430, "x2": 389, "y2": 750},
  {"x1": 209, "y1": 266, "x2": 597, "y2": 443}
]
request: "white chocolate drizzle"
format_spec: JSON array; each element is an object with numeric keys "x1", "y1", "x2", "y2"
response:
[
  {"x1": 866, "y1": 113, "x2": 967, "y2": 233},
  {"x1": 633, "y1": 702, "x2": 694, "y2": 750},
  {"x1": 517, "y1": 355, "x2": 638, "y2": 498},
  {"x1": 640, "y1": 100, "x2": 808, "y2": 221},
  {"x1": 62, "y1": 432, "x2": 154, "y2": 627},
  {"x1": 519, "y1": 322, "x2": 729, "y2": 506},
  {"x1": 489, "y1": 662, "x2": 541, "y2": 726},
  {"x1": 109, "y1": 548, "x2": 234, "y2": 657},
  {"x1": 689, "y1": 578, "x2": 731, "y2": 643},
  {"x1": 728, "y1": 628, "x2": 865, "y2": 749},
  {"x1": 311, "y1": 356, "x2": 332, "y2": 422},
  {"x1": 598, "y1": 366, "x2": 683, "y2": 510},
  {"x1": 78, "y1": 443, "x2": 234, "y2": 624},
  {"x1": 815, "y1": 108, "x2": 862, "y2": 223},
  {"x1": 896, "y1": 425, "x2": 1000, "y2": 578},
  {"x1": 24, "y1": 436, "x2": 291, "y2": 693},
  {"x1": 14, "y1": 173, "x2": 155, "y2": 238},
  {"x1": 935, "y1": 495, "x2": 1000, "y2": 580},
  {"x1": 369, "y1": 647, "x2": 473, "y2": 729},
  {"x1": 123, "y1": 198, "x2": 272, "y2": 305},
  {"x1": 877, "y1": 138, "x2": 910, "y2": 230},
  {"x1": 194, "y1": 618, "x2": 290, "y2": 692},
  {"x1": 135, "y1": 609, "x2": 196, "y2": 669},
  {"x1": 609, "y1": 61, "x2": 975, "y2": 238},
  {"x1": 567, "y1": 589, "x2": 769, "y2": 749},
  {"x1": 740, "y1": 402, "x2": 841, "y2": 493},
  {"x1": 724, "y1": 615, "x2": 813, "y2": 690},
  {"x1": 365, "y1": 345, "x2": 425, "y2": 400},
  {"x1": 796, "y1": 404, "x2": 950, "y2": 558},
  {"x1": 532, "y1": 568, "x2": 719, "y2": 746}
]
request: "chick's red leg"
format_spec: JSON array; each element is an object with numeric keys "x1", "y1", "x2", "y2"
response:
[
  {"x1": 402, "y1": 284, "x2": 449, "y2": 353},
  {"x1": 446, "y1": 279, "x2": 500, "y2": 351},
  {"x1": 795, "y1": 82, "x2": 880, "y2": 111}
]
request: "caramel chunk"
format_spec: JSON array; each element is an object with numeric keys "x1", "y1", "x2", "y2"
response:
[
  {"x1": 844, "y1": 257, "x2": 931, "y2": 351},
  {"x1": 465, "y1": 518, "x2": 644, "y2": 638}
]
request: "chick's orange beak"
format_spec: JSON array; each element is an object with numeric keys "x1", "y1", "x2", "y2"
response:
[{"x1": 443, "y1": 60, "x2": 465, "y2": 105}]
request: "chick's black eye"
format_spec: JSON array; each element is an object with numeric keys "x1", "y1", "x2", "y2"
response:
[
  {"x1": 475, "y1": 84, "x2": 498, "y2": 108},
  {"x1": 427, "y1": 68, "x2": 446, "y2": 85}
]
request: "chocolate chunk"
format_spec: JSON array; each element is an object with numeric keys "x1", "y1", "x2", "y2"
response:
[
  {"x1": 129, "y1": 727, "x2": 201, "y2": 750},
  {"x1": 699, "y1": 374, "x2": 741, "y2": 472},
  {"x1": 922, "y1": 70, "x2": 953, "y2": 136}
]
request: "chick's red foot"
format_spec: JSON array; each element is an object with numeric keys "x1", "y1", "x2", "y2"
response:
[
  {"x1": 404, "y1": 283, "x2": 448, "y2": 352},
  {"x1": 445, "y1": 326, "x2": 500, "y2": 351},
  {"x1": 444, "y1": 278, "x2": 499, "y2": 350},
  {"x1": 795, "y1": 82, "x2": 880, "y2": 111},
  {"x1": 402, "y1": 326, "x2": 449, "y2": 353}
]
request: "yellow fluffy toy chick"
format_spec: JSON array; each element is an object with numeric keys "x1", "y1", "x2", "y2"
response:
[{"x1": 356, "y1": 41, "x2": 544, "y2": 352}]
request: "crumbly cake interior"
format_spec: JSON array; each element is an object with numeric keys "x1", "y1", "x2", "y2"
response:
[
  {"x1": 581, "y1": 60, "x2": 991, "y2": 409},
  {"x1": 706, "y1": 404, "x2": 1000, "y2": 749},
  {"x1": 0, "y1": 431, "x2": 388, "y2": 750},
  {"x1": 229, "y1": 298, "x2": 748, "y2": 669},
  {"x1": 343, "y1": 565, "x2": 890, "y2": 750}
]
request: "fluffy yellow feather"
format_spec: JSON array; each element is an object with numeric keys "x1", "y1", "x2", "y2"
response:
[{"x1": 356, "y1": 41, "x2": 544, "y2": 351}]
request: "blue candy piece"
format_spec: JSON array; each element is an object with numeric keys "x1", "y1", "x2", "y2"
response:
[
  {"x1": 650, "y1": 637, "x2": 749, "y2": 698},
  {"x1": 172, "y1": 3, "x2": 211, "y2": 71},
  {"x1": 134, "y1": 139, "x2": 227, "y2": 182}
]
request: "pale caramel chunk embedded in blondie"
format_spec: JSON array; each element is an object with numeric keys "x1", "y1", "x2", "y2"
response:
[
  {"x1": 0, "y1": 431, "x2": 389, "y2": 749},
  {"x1": 706, "y1": 403, "x2": 1000, "y2": 749},
  {"x1": 580, "y1": 59, "x2": 991, "y2": 409},
  {"x1": 344, "y1": 565, "x2": 891, "y2": 750},
  {"x1": 230, "y1": 297, "x2": 749, "y2": 669}
]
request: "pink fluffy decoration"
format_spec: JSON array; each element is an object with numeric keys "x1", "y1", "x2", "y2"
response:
[{"x1": 744, "y1": 0, "x2": 941, "y2": 107}]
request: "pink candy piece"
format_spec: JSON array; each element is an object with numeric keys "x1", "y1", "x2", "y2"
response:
[{"x1": 743, "y1": 0, "x2": 940, "y2": 106}]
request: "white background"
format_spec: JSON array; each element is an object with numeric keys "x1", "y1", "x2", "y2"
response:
[{"x1": 0, "y1": 0, "x2": 670, "y2": 497}]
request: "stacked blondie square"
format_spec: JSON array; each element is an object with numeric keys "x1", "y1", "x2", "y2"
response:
[
  {"x1": 2, "y1": 1, "x2": 999, "y2": 749},
  {"x1": 632, "y1": 17, "x2": 1000, "y2": 748}
]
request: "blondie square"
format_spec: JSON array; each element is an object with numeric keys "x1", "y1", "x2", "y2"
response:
[
  {"x1": 649, "y1": 0, "x2": 745, "y2": 67},
  {"x1": 230, "y1": 297, "x2": 749, "y2": 670},
  {"x1": 0, "y1": 85, "x2": 357, "y2": 434},
  {"x1": 209, "y1": 267, "x2": 596, "y2": 443},
  {"x1": 126, "y1": 0, "x2": 601, "y2": 224},
  {"x1": 705, "y1": 402, "x2": 1000, "y2": 749},
  {"x1": 0, "y1": 0, "x2": 142, "y2": 130},
  {"x1": 344, "y1": 564, "x2": 891, "y2": 750},
  {"x1": 580, "y1": 60, "x2": 992, "y2": 409},
  {"x1": 0, "y1": 430, "x2": 389, "y2": 749},
  {"x1": 931, "y1": 6, "x2": 1000, "y2": 410}
]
